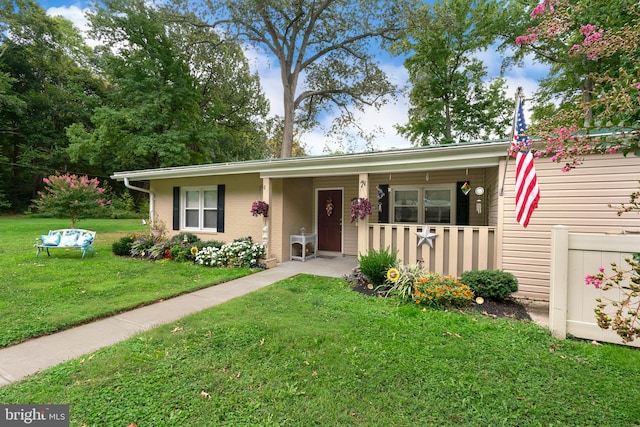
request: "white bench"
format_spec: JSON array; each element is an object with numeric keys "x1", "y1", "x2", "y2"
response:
[{"x1": 35, "y1": 229, "x2": 96, "y2": 259}]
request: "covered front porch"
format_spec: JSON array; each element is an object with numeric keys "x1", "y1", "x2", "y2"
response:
[{"x1": 259, "y1": 142, "x2": 508, "y2": 276}]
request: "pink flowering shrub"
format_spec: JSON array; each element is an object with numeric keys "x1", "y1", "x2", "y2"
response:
[
  {"x1": 33, "y1": 173, "x2": 111, "y2": 228},
  {"x1": 516, "y1": 0, "x2": 640, "y2": 171},
  {"x1": 586, "y1": 258, "x2": 640, "y2": 343}
]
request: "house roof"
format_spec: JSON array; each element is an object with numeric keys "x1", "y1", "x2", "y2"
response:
[{"x1": 111, "y1": 140, "x2": 512, "y2": 181}]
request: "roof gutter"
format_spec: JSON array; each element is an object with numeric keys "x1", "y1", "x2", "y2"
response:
[{"x1": 124, "y1": 177, "x2": 155, "y2": 223}]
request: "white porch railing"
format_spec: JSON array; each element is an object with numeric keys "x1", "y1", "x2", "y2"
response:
[
  {"x1": 368, "y1": 224, "x2": 496, "y2": 277},
  {"x1": 550, "y1": 225, "x2": 640, "y2": 347}
]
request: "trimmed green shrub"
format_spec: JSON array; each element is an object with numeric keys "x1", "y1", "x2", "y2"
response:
[
  {"x1": 112, "y1": 235, "x2": 135, "y2": 256},
  {"x1": 357, "y1": 247, "x2": 398, "y2": 289},
  {"x1": 169, "y1": 244, "x2": 194, "y2": 262},
  {"x1": 460, "y1": 269, "x2": 518, "y2": 300}
]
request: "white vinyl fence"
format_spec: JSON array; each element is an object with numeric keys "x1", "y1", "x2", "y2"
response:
[{"x1": 549, "y1": 225, "x2": 640, "y2": 347}]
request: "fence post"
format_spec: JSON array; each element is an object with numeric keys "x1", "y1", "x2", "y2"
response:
[{"x1": 549, "y1": 225, "x2": 569, "y2": 339}]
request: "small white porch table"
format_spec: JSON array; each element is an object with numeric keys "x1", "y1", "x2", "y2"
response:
[{"x1": 290, "y1": 233, "x2": 317, "y2": 261}]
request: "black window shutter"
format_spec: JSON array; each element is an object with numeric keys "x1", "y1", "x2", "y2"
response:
[
  {"x1": 377, "y1": 184, "x2": 389, "y2": 223},
  {"x1": 456, "y1": 181, "x2": 470, "y2": 226},
  {"x1": 217, "y1": 185, "x2": 225, "y2": 232},
  {"x1": 172, "y1": 187, "x2": 180, "y2": 230}
]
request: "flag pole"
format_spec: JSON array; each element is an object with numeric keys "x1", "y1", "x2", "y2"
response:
[{"x1": 499, "y1": 87, "x2": 523, "y2": 196}]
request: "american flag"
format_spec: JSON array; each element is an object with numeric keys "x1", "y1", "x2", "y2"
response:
[{"x1": 514, "y1": 99, "x2": 540, "y2": 228}]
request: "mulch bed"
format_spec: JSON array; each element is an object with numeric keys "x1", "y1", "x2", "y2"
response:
[{"x1": 350, "y1": 284, "x2": 531, "y2": 321}]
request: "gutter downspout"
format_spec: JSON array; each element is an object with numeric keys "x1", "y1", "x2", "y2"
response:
[{"x1": 124, "y1": 177, "x2": 155, "y2": 223}]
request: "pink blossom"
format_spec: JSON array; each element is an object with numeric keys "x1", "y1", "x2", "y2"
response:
[
  {"x1": 569, "y1": 44, "x2": 581, "y2": 56},
  {"x1": 585, "y1": 274, "x2": 603, "y2": 289},
  {"x1": 580, "y1": 24, "x2": 597, "y2": 36},
  {"x1": 530, "y1": 3, "x2": 546, "y2": 18},
  {"x1": 43, "y1": 177, "x2": 50, "y2": 184},
  {"x1": 74, "y1": 200, "x2": 78, "y2": 204}
]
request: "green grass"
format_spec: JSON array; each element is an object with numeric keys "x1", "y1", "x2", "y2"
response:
[
  {"x1": 0, "y1": 217, "x2": 254, "y2": 347},
  {"x1": 1, "y1": 275, "x2": 638, "y2": 426}
]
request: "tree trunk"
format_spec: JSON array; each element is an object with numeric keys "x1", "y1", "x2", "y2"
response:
[
  {"x1": 280, "y1": 67, "x2": 297, "y2": 158},
  {"x1": 281, "y1": 94, "x2": 295, "y2": 158},
  {"x1": 582, "y1": 76, "x2": 594, "y2": 128},
  {"x1": 444, "y1": 102, "x2": 453, "y2": 142}
]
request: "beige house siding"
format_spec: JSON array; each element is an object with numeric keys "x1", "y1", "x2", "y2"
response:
[
  {"x1": 485, "y1": 166, "x2": 500, "y2": 227},
  {"x1": 500, "y1": 153, "x2": 640, "y2": 301},
  {"x1": 150, "y1": 173, "x2": 266, "y2": 244},
  {"x1": 278, "y1": 178, "x2": 314, "y2": 260},
  {"x1": 368, "y1": 168, "x2": 495, "y2": 227}
]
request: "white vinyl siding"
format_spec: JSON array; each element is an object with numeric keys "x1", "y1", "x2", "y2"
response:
[{"x1": 500, "y1": 153, "x2": 640, "y2": 301}]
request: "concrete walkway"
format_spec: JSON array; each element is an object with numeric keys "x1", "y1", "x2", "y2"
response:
[
  {"x1": 0, "y1": 256, "x2": 550, "y2": 387},
  {"x1": 0, "y1": 257, "x2": 358, "y2": 387}
]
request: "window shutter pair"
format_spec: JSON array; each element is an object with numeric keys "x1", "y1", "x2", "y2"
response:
[{"x1": 172, "y1": 185, "x2": 225, "y2": 232}]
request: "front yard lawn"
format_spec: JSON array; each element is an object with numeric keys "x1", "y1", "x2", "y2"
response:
[
  {"x1": 0, "y1": 217, "x2": 254, "y2": 347},
  {"x1": 1, "y1": 275, "x2": 639, "y2": 426}
]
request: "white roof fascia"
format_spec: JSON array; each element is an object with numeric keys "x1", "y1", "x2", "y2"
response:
[{"x1": 110, "y1": 141, "x2": 511, "y2": 181}]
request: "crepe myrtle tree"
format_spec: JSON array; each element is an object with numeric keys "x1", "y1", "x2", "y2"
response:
[
  {"x1": 517, "y1": 1, "x2": 640, "y2": 342},
  {"x1": 33, "y1": 173, "x2": 111, "y2": 228},
  {"x1": 514, "y1": 0, "x2": 640, "y2": 171}
]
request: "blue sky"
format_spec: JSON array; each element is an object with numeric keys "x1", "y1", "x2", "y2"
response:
[{"x1": 37, "y1": 0, "x2": 549, "y2": 155}]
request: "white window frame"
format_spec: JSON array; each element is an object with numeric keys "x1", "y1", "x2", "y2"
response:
[
  {"x1": 181, "y1": 186, "x2": 218, "y2": 231},
  {"x1": 391, "y1": 184, "x2": 456, "y2": 224}
]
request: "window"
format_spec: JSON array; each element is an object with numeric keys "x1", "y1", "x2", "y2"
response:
[
  {"x1": 182, "y1": 187, "x2": 218, "y2": 231},
  {"x1": 424, "y1": 188, "x2": 452, "y2": 224},
  {"x1": 391, "y1": 184, "x2": 455, "y2": 224}
]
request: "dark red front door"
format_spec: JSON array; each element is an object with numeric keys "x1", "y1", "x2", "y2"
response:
[{"x1": 317, "y1": 189, "x2": 342, "y2": 252}]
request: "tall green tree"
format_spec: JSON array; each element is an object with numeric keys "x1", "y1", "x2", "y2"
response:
[
  {"x1": 0, "y1": 0, "x2": 104, "y2": 212},
  {"x1": 397, "y1": 0, "x2": 514, "y2": 145},
  {"x1": 67, "y1": 0, "x2": 269, "y2": 172},
  {"x1": 176, "y1": 0, "x2": 414, "y2": 158}
]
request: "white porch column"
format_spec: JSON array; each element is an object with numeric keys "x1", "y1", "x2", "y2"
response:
[
  {"x1": 358, "y1": 173, "x2": 369, "y2": 256},
  {"x1": 262, "y1": 177, "x2": 273, "y2": 258}
]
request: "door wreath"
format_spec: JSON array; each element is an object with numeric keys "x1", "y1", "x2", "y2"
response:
[{"x1": 326, "y1": 198, "x2": 334, "y2": 216}]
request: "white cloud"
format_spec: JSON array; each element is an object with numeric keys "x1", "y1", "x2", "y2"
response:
[{"x1": 45, "y1": 5, "x2": 97, "y2": 47}]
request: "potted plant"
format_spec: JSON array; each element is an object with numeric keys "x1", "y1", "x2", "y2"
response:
[
  {"x1": 250, "y1": 200, "x2": 269, "y2": 217},
  {"x1": 149, "y1": 214, "x2": 167, "y2": 240},
  {"x1": 350, "y1": 197, "x2": 372, "y2": 222}
]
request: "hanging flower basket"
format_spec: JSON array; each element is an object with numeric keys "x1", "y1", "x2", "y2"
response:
[
  {"x1": 350, "y1": 197, "x2": 372, "y2": 222},
  {"x1": 250, "y1": 200, "x2": 269, "y2": 217}
]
